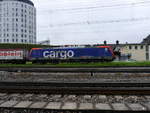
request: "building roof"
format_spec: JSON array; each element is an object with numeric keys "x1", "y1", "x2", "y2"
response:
[
  {"x1": 0, "y1": 0, "x2": 34, "y2": 6},
  {"x1": 141, "y1": 34, "x2": 150, "y2": 44}
]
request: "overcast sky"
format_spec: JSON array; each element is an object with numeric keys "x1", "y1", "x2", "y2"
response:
[{"x1": 32, "y1": 0, "x2": 150, "y2": 45}]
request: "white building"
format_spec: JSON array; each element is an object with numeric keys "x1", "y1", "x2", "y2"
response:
[{"x1": 0, "y1": 0, "x2": 36, "y2": 44}]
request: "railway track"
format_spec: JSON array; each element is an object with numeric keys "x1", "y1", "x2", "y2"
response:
[
  {"x1": 0, "y1": 81, "x2": 150, "y2": 112},
  {"x1": 0, "y1": 81, "x2": 150, "y2": 95},
  {"x1": 0, "y1": 67, "x2": 150, "y2": 112},
  {"x1": 1, "y1": 67, "x2": 150, "y2": 73},
  {"x1": 0, "y1": 93, "x2": 149, "y2": 112}
]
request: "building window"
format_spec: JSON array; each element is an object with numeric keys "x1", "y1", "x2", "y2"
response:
[
  {"x1": 146, "y1": 53, "x2": 149, "y2": 60},
  {"x1": 129, "y1": 46, "x2": 132, "y2": 49},
  {"x1": 135, "y1": 46, "x2": 138, "y2": 49},
  {"x1": 141, "y1": 45, "x2": 143, "y2": 49},
  {"x1": 146, "y1": 45, "x2": 149, "y2": 51}
]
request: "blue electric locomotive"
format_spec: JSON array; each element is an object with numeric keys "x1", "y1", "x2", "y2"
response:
[{"x1": 29, "y1": 46, "x2": 115, "y2": 63}]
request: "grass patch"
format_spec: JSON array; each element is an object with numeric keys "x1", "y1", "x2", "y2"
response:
[{"x1": 0, "y1": 61, "x2": 150, "y2": 67}]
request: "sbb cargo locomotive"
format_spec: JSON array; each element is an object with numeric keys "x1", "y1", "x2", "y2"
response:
[
  {"x1": 0, "y1": 46, "x2": 115, "y2": 64},
  {"x1": 30, "y1": 46, "x2": 115, "y2": 63}
]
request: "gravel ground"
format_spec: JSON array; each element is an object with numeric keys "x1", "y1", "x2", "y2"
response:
[
  {"x1": 0, "y1": 93, "x2": 149, "y2": 104},
  {"x1": 0, "y1": 71, "x2": 150, "y2": 82}
]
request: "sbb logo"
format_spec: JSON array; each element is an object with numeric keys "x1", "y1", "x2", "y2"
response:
[{"x1": 43, "y1": 50, "x2": 74, "y2": 59}]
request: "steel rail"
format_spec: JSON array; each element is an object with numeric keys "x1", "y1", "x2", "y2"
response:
[
  {"x1": 0, "y1": 67, "x2": 150, "y2": 73},
  {"x1": 0, "y1": 82, "x2": 150, "y2": 95},
  {"x1": 0, "y1": 108, "x2": 148, "y2": 113}
]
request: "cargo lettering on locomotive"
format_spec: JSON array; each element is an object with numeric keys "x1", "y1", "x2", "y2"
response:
[{"x1": 43, "y1": 50, "x2": 74, "y2": 59}]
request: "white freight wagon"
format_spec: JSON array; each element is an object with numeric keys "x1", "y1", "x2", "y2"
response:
[{"x1": 0, "y1": 49, "x2": 27, "y2": 64}]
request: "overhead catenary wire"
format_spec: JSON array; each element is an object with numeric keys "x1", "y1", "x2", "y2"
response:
[
  {"x1": 37, "y1": 0, "x2": 150, "y2": 16},
  {"x1": 47, "y1": 1, "x2": 150, "y2": 12},
  {"x1": 36, "y1": 1, "x2": 150, "y2": 44},
  {"x1": 49, "y1": 17, "x2": 150, "y2": 27}
]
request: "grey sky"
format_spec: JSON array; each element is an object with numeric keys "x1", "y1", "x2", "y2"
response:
[{"x1": 32, "y1": 0, "x2": 150, "y2": 45}]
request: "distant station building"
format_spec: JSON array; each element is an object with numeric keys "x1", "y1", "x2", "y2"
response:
[
  {"x1": 0, "y1": 0, "x2": 36, "y2": 44},
  {"x1": 121, "y1": 35, "x2": 150, "y2": 61},
  {"x1": 120, "y1": 43, "x2": 148, "y2": 61},
  {"x1": 94, "y1": 39, "x2": 150, "y2": 61}
]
